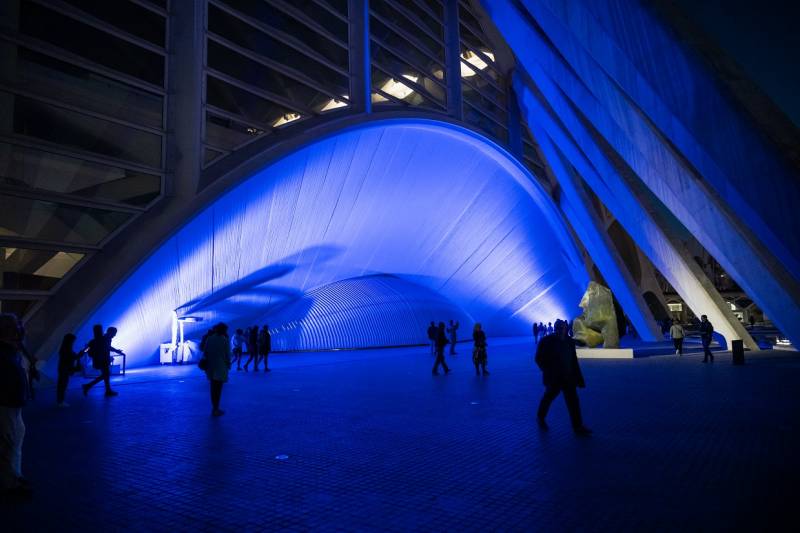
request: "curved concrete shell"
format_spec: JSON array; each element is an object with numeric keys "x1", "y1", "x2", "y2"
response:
[{"x1": 66, "y1": 120, "x2": 588, "y2": 367}]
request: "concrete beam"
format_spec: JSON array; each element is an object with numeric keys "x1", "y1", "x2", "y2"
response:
[
  {"x1": 534, "y1": 131, "x2": 662, "y2": 341},
  {"x1": 513, "y1": 68, "x2": 755, "y2": 349}
]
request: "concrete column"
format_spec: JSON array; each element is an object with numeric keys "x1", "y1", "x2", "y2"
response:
[
  {"x1": 515, "y1": 70, "x2": 755, "y2": 349},
  {"x1": 0, "y1": 1, "x2": 19, "y2": 178},
  {"x1": 165, "y1": 0, "x2": 205, "y2": 195},
  {"x1": 532, "y1": 125, "x2": 662, "y2": 341},
  {"x1": 485, "y1": 0, "x2": 797, "y2": 345},
  {"x1": 443, "y1": 0, "x2": 462, "y2": 119},
  {"x1": 348, "y1": 0, "x2": 371, "y2": 114}
]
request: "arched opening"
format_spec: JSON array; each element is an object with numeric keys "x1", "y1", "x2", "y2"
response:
[{"x1": 65, "y1": 121, "x2": 589, "y2": 368}]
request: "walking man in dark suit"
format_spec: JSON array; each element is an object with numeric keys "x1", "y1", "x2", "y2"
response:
[
  {"x1": 535, "y1": 320, "x2": 591, "y2": 436},
  {"x1": 700, "y1": 315, "x2": 715, "y2": 363},
  {"x1": 432, "y1": 322, "x2": 450, "y2": 375}
]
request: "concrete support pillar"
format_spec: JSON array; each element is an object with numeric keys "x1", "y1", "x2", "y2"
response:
[
  {"x1": 532, "y1": 126, "x2": 661, "y2": 341},
  {"x1": 515, "y1": 70, "x2": 755, "y2": 349},
  {"x1": 348, "y1": 0, "x2": 371, "y2": 114},
  {"x1": 484, "y1": 0, "x2": 797, "y2": 345},
  {"x1": 0, "y1": 1, "x2": 19, "y2": 177},
  {"x1": 166, "y1": 0, "x2": 205, "y2": 195},
  {"x1": 443, "y1": 0, "x2": 462, "y2": 120}
]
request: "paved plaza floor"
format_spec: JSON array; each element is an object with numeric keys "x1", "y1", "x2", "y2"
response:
[{"x1": 5, "y1": 339, "x2": 799, "y2": 532}]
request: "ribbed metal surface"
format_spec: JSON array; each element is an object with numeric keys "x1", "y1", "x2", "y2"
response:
[{"x1": 265, "y1": 275, "x2": 473, "y2": 351}]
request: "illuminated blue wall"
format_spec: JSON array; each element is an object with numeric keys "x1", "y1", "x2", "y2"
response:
[{"x1": 67, "y1": 120, "x2": 588, "y2": 367}]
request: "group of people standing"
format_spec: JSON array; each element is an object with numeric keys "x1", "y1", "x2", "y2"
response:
[
  {"x1": 532, "y1": 321, "x2": 559, "y2": 343},
  {"x1": 199, "y1": 323, "x2": 271, "y2": 416},
  {"x1": 229, "y1": 325, "x2": 271, "y2": 372},
  {"x1": 425, "y1": 320, "x2": 489, "y2": 377}
]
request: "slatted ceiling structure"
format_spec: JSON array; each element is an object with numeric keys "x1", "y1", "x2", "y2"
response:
[
  {"x1": 369, "y1": 0, "x2": 447, "y2": 111},
  {"x1": 74, "y1": 122, "x2": 587, "y2": 366},
  {"x1": 203, "y1": 0, "x2": 352, "y2": 160},
  {"x1": 1, "y1": 0, "x2": 166, "y2": 319},
  {"x1": 458, "y1": 0, "x2": 508, "y2": 143}
]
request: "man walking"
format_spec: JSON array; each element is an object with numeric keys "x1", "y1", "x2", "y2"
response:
[
  {"x1": 533, "y1": 322, "x2": 539, "y2": 344},
  {"x1": 432, "y1": 322, "x2": 450, "y2": 375},
  {"x1": 258, "y1": 325, "x2": 271, "y2": 372},
  {"x1": 535, "y1": 320, "x2": 592, "y2": 436},
  {"x1": 700, "y1": 315, "x2": 715, "y2": 363}
]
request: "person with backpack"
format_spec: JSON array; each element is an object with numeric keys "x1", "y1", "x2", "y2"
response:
[
  {"x1": 427, "y1": 321, "x2": 437, "y2": 355},
  {"x1": 82, "y1": 325, "x2": 123, "y2": 397}
]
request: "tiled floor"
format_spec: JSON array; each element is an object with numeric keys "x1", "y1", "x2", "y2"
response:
[{"x1": 5, "y1": 339, "x2": 799, "y2": 532}]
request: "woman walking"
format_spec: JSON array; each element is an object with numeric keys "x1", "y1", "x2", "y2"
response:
[
  {"x1": 472, "y1": 323, "x2": 489, "y2": 376},
  {"x1": 204, "y1": 323, "x2": 231, "y2": 416}
]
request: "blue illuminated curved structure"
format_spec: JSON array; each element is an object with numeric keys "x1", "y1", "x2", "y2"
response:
[{"x1": 71, "y1": 120, "x2": 588, "y2": 367}]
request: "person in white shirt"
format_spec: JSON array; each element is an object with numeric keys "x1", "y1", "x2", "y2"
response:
[
  {"x1": 230, "y1": 329, "x2": 246, "y2": 370},
  {"x1": 669, "y1": 320, "x2": 685, "y2": 356}
]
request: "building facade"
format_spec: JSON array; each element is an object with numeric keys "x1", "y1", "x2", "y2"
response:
[{"x1": 1, "y1": 0, "x2": 797, "y2": 367}]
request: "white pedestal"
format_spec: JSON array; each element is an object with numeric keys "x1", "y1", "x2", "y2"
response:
[{"x1": 576, "y1": 347, "x2": 634, "y2": 359}]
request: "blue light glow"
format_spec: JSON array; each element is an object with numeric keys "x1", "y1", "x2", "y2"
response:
[{"x1": 71, "y1": 120, "x2": 588, "y2": 367}]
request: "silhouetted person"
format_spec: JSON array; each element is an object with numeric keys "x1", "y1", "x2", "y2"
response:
[
  {"x1": 0, "y1": 313, "x2": 31, "y2": 500},
  {"x1": 427, "y1": 321, "x2": 437, "y2": 355},
  {"x1": 533, "y1": 322, "x2": 539, "y2": 344},
  {"x1": 748, "y1": 315, "x2": 756, "y2": 329},
  {"x1": 472, "y1": 323, "x2": 489, "y2": 376},
  {"x1": 535, "y1": 320, "x2": 591, "y2": 436},
  {"x1": 243, "y1": 326, "x2": 259, "y2": 371},
  {"x1": 82, "y1": 325, "x2": 123, "y2": 397},
  {"x1": 447, "y1": 320, "x2": 459, "y2": 354},
  {"x1": 546, "y1": 322, "x2": 553, "y2": 335},
  {"x1": 670, "y1": 320, "x2": 685, "y2": 356},
  {"x1": 230, "y1": 328, "x2": 246, "y2": 370},
  {"x1": 204, "y1": 323, "x2": 231, "y2": 416},
  {"x1": 57, "y1": 334, "x2": 82, "y2": 407},
  {"x1": 700, "y1": 315, "x2": 715, "y2": 363},
  {"x1": 432, "y1": 322, "x2": 450, "y2": 375},
  {"x1": 258, "y1": 325, "x2": 271, "y2": 372}
]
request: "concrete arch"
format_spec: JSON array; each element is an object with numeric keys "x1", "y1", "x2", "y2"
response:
[{"x1": 43, "y1": 120, "x2": 589, "y2": 368}]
